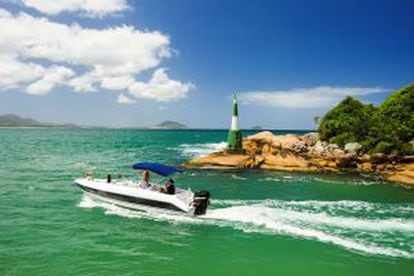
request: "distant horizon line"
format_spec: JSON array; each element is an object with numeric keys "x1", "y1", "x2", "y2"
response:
[
  {"x1": 0, "y1": 125, "x2": 315, "y2": 132},
  {"x1": 0, "y1": 113, "x2": 315, "y2": 132}
]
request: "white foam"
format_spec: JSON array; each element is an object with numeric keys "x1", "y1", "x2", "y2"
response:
[
  {"x1": 231, "y1": 174, "x2": 247, "y2": 180},
  {"x1": 211, "y1": 198, "x2": 414, "y2": 215},
  {"x1": 78, "y1": 194, "x2": 98, "y2": 208},
  {"x1": 211, "y1": 199, "x2": 263, "y2": 206},
  {"x1": 257, "y1": 207, "x2": 413, "y2": 232},
  {"x1": 177, "y1": 142, "x2": 227, "y2": 158},
  {"x1": 78, "y1": 195, "x2": 414, "y2": 259},
  {"x1": 204, "y1": 205, "x2": 414, "y2": 258},
  {"x1": 79, "y1": 194, "x2": 202, "y2": 223}
]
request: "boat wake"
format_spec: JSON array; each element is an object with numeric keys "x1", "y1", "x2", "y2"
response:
[{"x1": 79, "y1": 195, "x2": 414, "y2": 259}]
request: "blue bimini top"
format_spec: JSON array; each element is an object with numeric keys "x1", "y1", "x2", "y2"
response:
[{"x1": 132, "y1": 162, "x2": 183, "y2": 177}]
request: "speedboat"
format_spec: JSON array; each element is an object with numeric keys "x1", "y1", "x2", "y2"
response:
[{"x1": 74, "y1": 162, "x2": 210, "y2": 215}]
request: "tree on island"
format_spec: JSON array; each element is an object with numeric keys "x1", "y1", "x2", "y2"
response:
[
  {"x1": 375, "y1": 84, "x2": 414, "y2": 153},
  {"x1": 318, "y1": 83, "x2": 414, "y2": 155}
]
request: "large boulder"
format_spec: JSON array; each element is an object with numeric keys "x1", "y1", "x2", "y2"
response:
[
  {"x1": 245, "y1": 131, "x2": 277, "y2": 155},
  {"x1": 386, "y1": 164, "x2": 414, "y2": 186},
  {"x1": 358, "y1": 162, "x2": 372, "y2": 171},
  {"x1": 242, "y1": 139, "x2": 256, "y2": 154},
  {"x1": 274, "y1": 134, "x2": 301, "y2": 150},
  {"x1": 261, "y1": 152, "x2": 310, "y2": 171},
  {"x1": 326, "y1": 143, "x2": 339, "y2": 152},
  {"x1": 247, "y1": 131, "x2": 276, "y2": 143},
  {"x1": 336, "y1": 153, "x2": 359, "y2": 168},
  {"x1": 311, "y1": 158, "x2": 338, "y2": 171},
  {"x1": 261, "y1": 144, "x2": 272, "y2": 154},
  {"x1": 292, "y1": 140, "x2": 307, "y2": 154},
  {"x1": 184, "y1": 152, "x2": 250, "y2": 168},
  {"x1": 303, "y1": 132, "x2": 319, "y2": 146},
  {"x1": 360, "y1": 154, "x2": 371, "y2": 162},
  {"x1": 311, "y1": 140, "x2": 326, "y2": 155},
  {"x1": 328, "y1": 149, "x2": 346, "y2": 159},
  {"x1": 244, "y1": 155, "x2": 265, "y2": 168},
  {"x1": 344, "y1": 142, "x2": 362, "y2": 153},
  {"x1": 324, "y1": 143, "x2": 345, "y2": 158}
]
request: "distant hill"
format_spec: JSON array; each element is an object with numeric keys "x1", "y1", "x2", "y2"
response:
[
  {"x1": 153, "y1": 120, "x2": 187, "y2": 129},
  {"x1": 0, "y1": 114, "x2": 46, "y2": 127},
  {"x1": 251, "y1": 125, "x2": 263, "y2": 130},
  {"x1": 0, "y1": 114, "x2": 78, "y2": 128}
]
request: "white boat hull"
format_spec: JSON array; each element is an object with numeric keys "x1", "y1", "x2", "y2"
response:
[{"x1": 74, "y1": 178, "x2": 209, "y2": 215}]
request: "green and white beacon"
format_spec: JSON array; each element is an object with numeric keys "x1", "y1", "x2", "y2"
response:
[{"x1": 227, "y1": 94, "x2": 243, "y2": 152}]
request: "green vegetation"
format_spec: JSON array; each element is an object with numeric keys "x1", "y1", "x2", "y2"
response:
[{"x1": 319, "y1": 84, "x2": 414, "y2": 155}]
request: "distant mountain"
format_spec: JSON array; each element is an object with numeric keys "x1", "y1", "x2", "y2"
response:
[
  {"x1": 0, "y1": 114, "x2": 78, "y2": 128},
  {"x1": 153, "y1": 120, "x2": 187, "y2": 129},
  {"x1": 251, "y1": 125, "x2": 263, "y2": 130},
  {"x1": 0, "y1": 114, "x2": 46, "y2": 127}
]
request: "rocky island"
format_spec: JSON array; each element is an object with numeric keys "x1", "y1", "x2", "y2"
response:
[
  {"x1": 184, "y1": 131, "x2": 414, "y2": 186},
  {"x1": 152, "y1": 120, "x2": 187, "y2": 129},
  {"x1": 184, "y1": 84, "x2": 414, "y2": 187}
]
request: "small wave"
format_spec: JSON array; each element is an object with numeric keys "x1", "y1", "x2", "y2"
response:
[
  {"x1": 314, "y1": 177, "x2": 380, "y2": 186},
  {"x1": 258, "y1": 176, "x2": 301, "y2": 183},
  {"x1": 79, "y1": 195, "x2": 414, "y2": 259},
  {"x1": 231, "y1": 174, "x2": 247, "y2": 180},
  {"x1": 176, "y1": 142, "x2": 227, "y2": 158}
]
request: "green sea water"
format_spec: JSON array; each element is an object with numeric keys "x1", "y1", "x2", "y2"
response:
[{"x1": 0, "y1": 128, "x2": 413, "y2": 275}]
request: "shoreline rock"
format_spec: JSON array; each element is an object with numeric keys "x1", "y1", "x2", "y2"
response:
[{"x1": 183, "y1": 131, "x2": 414, "y2": 187}]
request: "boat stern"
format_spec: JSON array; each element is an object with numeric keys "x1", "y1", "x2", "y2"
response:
[{"x1": 192, "y1": 191, "x2": 210, "y2": 215}]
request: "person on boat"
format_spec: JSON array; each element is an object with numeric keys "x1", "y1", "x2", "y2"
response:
[
  {"x1": 160, "y1": 178, "x2": 175, "y2": 195},
  {"x1": 138, "y1": 170, "x2": 151, "y2": 188}
]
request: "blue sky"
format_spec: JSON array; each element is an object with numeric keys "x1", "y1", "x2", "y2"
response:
[{"x1": 0, "y1": 0, "x2": 413, "y2": 128}]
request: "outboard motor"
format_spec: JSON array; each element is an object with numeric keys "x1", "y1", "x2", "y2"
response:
[{"x1": 192, "y1": 191, "x2": 210, "y2": 215}]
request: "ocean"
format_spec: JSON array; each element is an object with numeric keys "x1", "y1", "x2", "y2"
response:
[{"x1": 0, "y1": 128, "x2": 413, "y2": 275}]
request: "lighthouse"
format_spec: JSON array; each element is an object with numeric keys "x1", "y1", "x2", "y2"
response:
[{"x1": 227, "y1": 95, "x2": 243, "y2": 152}]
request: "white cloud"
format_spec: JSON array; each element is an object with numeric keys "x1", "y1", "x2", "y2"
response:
[
  {"x1": 238, "y1": 86, "x2": 389, "y2": 108},
  {"x1": 0, "y1": 55, "x2": 45, "y2": 89},
  {"x1": 101, "y1": 75, "x2": 135, "y2": 90},
  {"x1": 117, "y1": 93, "x2": 136, "y2": 104},
  {"x1": 20, "y1": 0, "x2": 129, "y2": 17},
  {"x1": 68, "y1": 73, "x2": 97, "y2": 92},
  {"x1": 26, "y1": 66, "x2": 74, "y2": 95},
  {"x1": 0, "y1": 8, "x2": 194, "y2": 102},
  {"x1": 0, "y1": 11, "x2": 170, "y2": 76},
  {"x1": 0, "y1": 8, "x2": 12, "y2": 18},
  {"x1": 128, "y1": 68, "x2": 195, "y2": 102}
]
